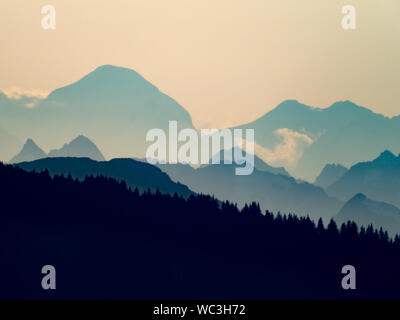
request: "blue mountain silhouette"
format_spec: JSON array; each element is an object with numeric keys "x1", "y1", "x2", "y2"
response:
[
  {"x1": 335, "y1": 193, "x2": 400, "y2": 236},
  {"x1": 156, "y1": 161, "x2": 341, "y2": 221},
  {"x1": 0, "y1": 65, "x2": 194, "y2": 160},
  {"x1": 327, "y1": 150, "x2": 400, "y2": 208},
  {"x1": 10, "y1": 135, "x2": 106, "y2": 163},
  {"x1": 10, "y1": 138, "x2": 46, "y2": 163},
  {"x1": 314, "y1": 163, "x2": 347, "y2": 189},
  {"x1": 48, "y1": 135, "x2": 105, "y2": 161},
  {"x1": 232, "y1": 100, "x2": 400, "y2": 181}
]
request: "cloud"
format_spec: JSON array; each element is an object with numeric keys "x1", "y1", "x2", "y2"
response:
[
  {"x1": 0, "y1": 86, "x2": 49, "y2": 100},
  {"x1": 253, "y1": 128, "x2": 313, "y2": 168},
  {"x1": 24, "y1": 102, "x2": 37, "y2": 108}
]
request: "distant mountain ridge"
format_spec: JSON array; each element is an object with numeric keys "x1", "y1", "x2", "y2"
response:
[
  {"x1": 314, "y1": 164, "x2": 347, "y2": 189},
  {"x1": 335, "y1": 193, "x2": 400, "y2": 236},
  {"x1": 327, "y1": 150, "x2": 400, "y2": 208},
  {"x1": 208, "y1": 147, "x2": 290, "y2": 176},
  {"x1": 48, "y1": 135, "x2": 105, "y2": 161},
  {"x1": 232, "y1": 100, "x2": 400, "y2": 181},
  {"x1": 2, "y1": 65, "x2": 400, "y2": 181},
  {"x1": 155, "y1": 161, "x2": 341, "y2": 221},
  {"x1": 9, "y1": 135, "x2": 105, "y2": 163}
]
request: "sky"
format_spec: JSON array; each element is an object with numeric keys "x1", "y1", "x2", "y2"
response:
[{"x1": 1, "y1": 0, "x2": 399, "y2": 129}]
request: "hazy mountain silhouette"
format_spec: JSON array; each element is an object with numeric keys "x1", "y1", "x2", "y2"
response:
[
  {"x1": 156, "y1": 161, "x2": 341, "y2": 221},
  {"x1": 48, "y1": 135, "x2": 105, "y2": 161},
  {"x1": 1, "y1": 161, "x2": 400, "y2": 299},
  {"x1": 208, "y1": 147, "x2": 290, "y2": 176},
  {"x1": 335, "y1": 193, "x2": 400, "y2": 236},
  {"x1": 16, "y1": 157, "x2": 192, "y2": 197},
  {"x1": 9, "y1": 135, "x2": 105, "y2": 163},
  {"x1": 327, "y1": 150, "x2": 400, "y2": 207},
  {"x1": 2, "y1": 67, "x2": 400, "y2": 177},
  {"x1": 0, "y1": 65, "x2": 194, "y2": 160},
  {"x1": 9, "y1": 138, "x2": 46, "y2": 163},
  {"x1": 314, "y1": 164, "x2": 347, "y2": 189},
  {"x1": 232, "y1": 100, "x2": 400, "y2": 181}
]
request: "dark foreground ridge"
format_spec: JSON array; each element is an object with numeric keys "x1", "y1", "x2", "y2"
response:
[{"x1": 0, "y1": 162, "x2": 399, "y2": 299}]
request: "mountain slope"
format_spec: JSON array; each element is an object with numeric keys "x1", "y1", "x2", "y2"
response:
[
  {"x1": 232, "y1": 100, "x2": 400, "y2": 181},
  {"x1": 16, "y1": 157, "x2": 192, "y2": 197},
  {"x1": 327, "y1": 151, "x2": 400, "y2": 208},
  {"x1": 314, "y1": 164, "x2": 347, "y2": 189},
  {"x1": 208, "y1": 147, "x2": 290, "y2": 176},
  {"x1": 335, "y1": 193, "x2": 400, "y2": 236},
  {"x1": 48, "y1": 135, "x2": 105, "y2": 161},
  {"x1": 156, "y1": 161, "x2": 341, "y2": 221},
  {"x1": 9, "y1": 138, "x2": 46, "y2": 163}
]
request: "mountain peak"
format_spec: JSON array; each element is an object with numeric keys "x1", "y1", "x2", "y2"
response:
[
  {"x1": 10, "y1": 138, "x2": 46, "y2": 163},
  {"x1": 314, "y1": 163, "x2": 348, "y2": 189},
  {"x1": 375, "y1": 150, "x2": 397, "y2": 162},
  {"x1": 327, "y1": 100, "x2": 375, "y2": 116},
  {"x1": 70, "y1": 135, "x2": 92, "y2": 144},
  {"x1": 47, "y1": 64, "x2": 158, "y2": 103},
  {"x1": 350, "y1": 193, "x2": 367, "y2": 202},
  {"x1": 336, "y1": 192, "x2": 400, "y2": 236},
  {"x1": 25, "y1": 138, "x2": 37, "y2": 146},
  {"x1": 48, "y1": 135, "x2": 105, "y2": 161},
  {"x1": 274, "y1": 100, "x2": 312, "y2": 111},
  {"x1": 90, "y1": 64, "x2": 143, "y2": 78},
  {"x1": 329, "y1": 100, "x2": 359, "y2": 109}
]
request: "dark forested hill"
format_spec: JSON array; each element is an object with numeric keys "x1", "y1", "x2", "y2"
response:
[
  {"x1": 15, "y1": 157, "x2": 192, "y2": 198},
  {"x1": 1, "y1": 162, "x2": 399, "y2": 299}
]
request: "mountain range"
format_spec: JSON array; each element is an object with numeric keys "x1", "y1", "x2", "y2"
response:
[
  {"x1": 2, "y1": 65, "x2": 400, "y2": 182},
  {"x1": 2, "y1": 161, "x2": 400, "y2": 299},
  {"x1": 2, "y1": 64, "x2": 400, "y2": 234},
  {"x1": 9, "y1": 135, "x2": 105, "y2": 163},
  {"x1": 327, "y1": 150, "x2": 400, "y2": 208},
  {"x1": 231, "y1": 100, "x2": 400, "y2": 181},
  {"x1": 155, "y1": 161, "x2": 341, "y2": 221},
  {"x1": 12, "y1": 149, "x2": 400, "y2": 235}
]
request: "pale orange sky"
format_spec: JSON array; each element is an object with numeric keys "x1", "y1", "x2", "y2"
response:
[{"x1": 1, "y1": 0, "x2": 399, "y2": 128}]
